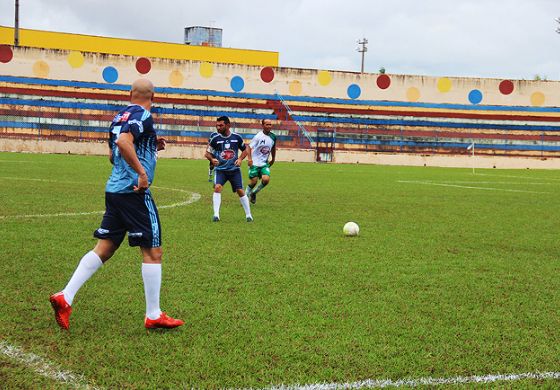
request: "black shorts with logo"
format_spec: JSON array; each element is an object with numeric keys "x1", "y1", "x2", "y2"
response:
[
  {"x1": 93, "y1": 191, "x2": 162, "y2": 248},
  {"x1": 214, "y1": 169, "x2": 243, "y2": 192}
]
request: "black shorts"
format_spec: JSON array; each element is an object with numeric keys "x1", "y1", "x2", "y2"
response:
[
  {"x1": 93, "y1": 192, "x2": 162, "y2": 248},
  {"x1": 214, "y1": 169, "x2": 243, "y2": 192}
]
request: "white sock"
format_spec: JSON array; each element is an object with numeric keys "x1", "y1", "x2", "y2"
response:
[
  {"x1": 62, "y1": 251, "x2": 103, "y2": 306},
  {"x1": 213, "y1": 192, "x2": 221, "y2": 217},
  {"x1": 240, "y1": 195, "x2": 252, "y2": 218},
  {"x1": 142, "y1": 263, "x2": 162, "y2": 320}
]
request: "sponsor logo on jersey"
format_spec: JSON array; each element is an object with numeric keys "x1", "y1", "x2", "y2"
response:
[
  {"x1": 261, "y1": 146, "x2": 271, "y2": 155},
  {"x1": 221, "y1": 150, "x2": 235, "y2": 160},
  {"x1": 114, "y1": 112, "x2": 131, "y2": 123}
]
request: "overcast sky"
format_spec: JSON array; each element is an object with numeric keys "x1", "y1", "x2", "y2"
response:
[{"x1": 2, "y1": 0, "x2": 559, "y2": 80}]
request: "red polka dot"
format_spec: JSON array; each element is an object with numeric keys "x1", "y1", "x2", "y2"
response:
[
  {"x1": 499, "y1": 80, "x2": 514, "y2": 95},
  {"x1": 0, "y1": 45, "x2": 13, "y2": 63},
  {"x1": 260, "y1": 67, "x2": 274, "y2": 83},
  {"x1": 135, "y1": 57, "x2": 151, "y2": 74},
  {"x1": 376, "y1": 74, "x2": 391, "y2": 90}
]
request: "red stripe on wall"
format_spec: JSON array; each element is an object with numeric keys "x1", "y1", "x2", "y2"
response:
[{"x1": 287, "y1": 104, "x2": 560, "y2": 123}]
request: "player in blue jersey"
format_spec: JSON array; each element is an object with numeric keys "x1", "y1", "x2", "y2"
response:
[
  {"x1": 205, "y1": 116, "x2": 253, "y2": 222},
  {"x1": 50, "y1": 79, "x2": 184, "y2": 331}
]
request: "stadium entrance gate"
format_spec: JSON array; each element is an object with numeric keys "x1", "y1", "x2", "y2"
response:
[{"x1": 316, "y1": 127, "x2": 336, "y2": 162}]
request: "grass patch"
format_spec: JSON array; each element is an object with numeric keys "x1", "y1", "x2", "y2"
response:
[{"x1": 0, "y1": 152, "x2": 559, "y2": 388}]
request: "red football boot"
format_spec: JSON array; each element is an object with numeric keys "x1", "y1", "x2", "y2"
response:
[
  {"x1": 49, "y1": 292, "x2": 72, "y2": 330},
  {"x1": 144, "y1": 312, "x2": 184, "y2": 329}
]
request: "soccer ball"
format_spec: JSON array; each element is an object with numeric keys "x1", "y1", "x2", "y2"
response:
[{"x1": 343, "y1": 222, "x2": 359, "y2": 236}]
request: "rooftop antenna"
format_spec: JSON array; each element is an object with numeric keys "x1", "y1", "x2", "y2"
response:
[
  {"x1": 356, "y1": 38, "x2": 368, "y2": 73},
  {"x1": 14, "y1": 0, "x2": 19, "y2": 46}
]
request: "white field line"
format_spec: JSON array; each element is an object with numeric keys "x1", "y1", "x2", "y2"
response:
[
  {"x1": 0, "y1": 181, "x2": 201, "y2": 219},
  {"x1": 0, "y1": 160, "x2": 46, "y2": 163},
  {"x1": 263, "y1": 371, "x2": 560, "y2": 389},
  {"x1": 1, "y1": 176, "x2": 79, "y2": 182},
  {"x1": 433, "y1": 181, "x2": 557, "y2": 186},
  {"x1": 0, "y1": 340, "x2": 100, "y2": 390},
  {"x1": 397, "y1": 180, "x2": 550, "y2": 194}
]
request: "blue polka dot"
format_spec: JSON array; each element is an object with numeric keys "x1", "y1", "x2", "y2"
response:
[
  {"x1": 347, "y1": 84, "x2": 361, "y2": 99},
  {"x1": 102, "y1": 66, "x2": 118, "y2": 83},
  {"x1": 468, "y1": 89, "x2": 483, "y2": 105},
  {"x1": 230, "y1": 76, "x2": 244, "y2": 92}
]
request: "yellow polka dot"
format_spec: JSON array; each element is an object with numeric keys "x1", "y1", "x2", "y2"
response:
[
  {"x1": 33, "y1": 61, "x2": 50, "y2": 78},
  {"x1": 169, "y1": 70, "x2": 184, "y2": 87},
  {"x1": 199, "y1": 62, "x2": 213, "y2": 78},
  {"x1": 437, "y1": 77, "x2": 452, "y2": 93},
  {"x1": 289, "y1": 80, "x2": 302, "y2": 96},
  {"x1": 406, "y1": 87, "x2": 420, "y2": 102},
  {"x1": 67, "y1": 51, "x2": 84, "y2": 68},
  {"x1": 531, "y1": 92, "x2": 545, "y2": 106},
  {"x1": 317, "y1": 70, "x2": 332, "y2": 86}
]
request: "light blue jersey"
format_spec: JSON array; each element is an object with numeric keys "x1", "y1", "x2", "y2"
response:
[{"x1": 105, "y1": 104, "x2": 158, "y2": 193}]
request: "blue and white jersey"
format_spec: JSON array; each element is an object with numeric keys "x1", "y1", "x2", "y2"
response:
[
  {"x1": 105, "y1": 104, "x2": 158, "y2": 193},
  {"x1": 208, "y1": 132, "x2": 246, "y2": 171}
]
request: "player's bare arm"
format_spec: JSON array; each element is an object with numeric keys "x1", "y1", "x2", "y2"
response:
[
  {"x1": 269, "y1": 145, "x2": 276, "y2": 166},
  {"x1": 156, "y1": 137, "x2": 166, "y2": 151},
  {"x1": 204, "y1": 148, "x2": 219, "y2": 167},
  {"x1": 246, "y1": 146, "x2": 253, "y2": 167},
  {"x1": 236, "y1": 147, "x2": 249, "y2": 166},
  {"x1": 116, "y1": 132, "x2": 149, "y2": 192}
]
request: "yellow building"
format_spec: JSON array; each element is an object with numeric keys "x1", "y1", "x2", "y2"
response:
[{"x1": 0, "y1": 26, "x2": 278, "y2": 67}]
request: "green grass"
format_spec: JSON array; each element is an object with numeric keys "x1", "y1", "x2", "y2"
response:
[{"x1": 0, "y1": 151, "x2": 559, "y2": 389}]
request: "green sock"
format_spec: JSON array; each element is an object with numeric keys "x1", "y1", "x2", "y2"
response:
[{"x1": 253, "y1": 182, "x2": 267, "y2": 194}]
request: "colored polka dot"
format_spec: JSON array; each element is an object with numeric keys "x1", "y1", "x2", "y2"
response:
[
  {"x1": 260, "y1": 67, "x2": 274, "y2": 83},
  {"x1": 437, "y1": 77, "x2": 452, "y2": 93},
  {"x1": 531, "y1": 92, "x2": 545, "y2": 106},
  {"x1": 169, "y1": 70, "x2": 184, "y2": 87},
  {"x1": 200, "y1": 62, "x2": 213, "y2": 78},
  {"x1": 67, "y1": 51, "x2": 84, "y2": 68},
  {"x1": 468, "y1": 89, "x2": 483, "y2": 105},
  {"x1": 407, "y1": 87, "x2": 420, "y2": 102},
  {"x1": 102, "y1": 66, "x2": 118, "y2": 83},
  {"x1": 289, "y1": 80, "x2": 302, "y2": 96},
  {"x1": 347, "y1": 84, "x2": 361, "y2": 99},
  {"x1": 230, "y1": 76, "x2": 244, "y2": 92},
  {"x1": 135, "y1": 57, "x2": 151, "y2": 74},
  {"x1": 0, "y1": 45, "x2": 13, "y2": 63},
  {"x1": 376, "y1": 74, "x2": 391, "y2": 90},
  {"x1": 317, "y1": 70, "x2": 332, "y2": 86},
  {"x1": 499, "y1": 80, "x2": 514, "y2": 95},
  {"x1": 32, "y1": 61, "x2": 50, "y2": 78}
]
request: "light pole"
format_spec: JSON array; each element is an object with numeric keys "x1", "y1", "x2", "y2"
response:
[
  {"x1": 357, "y1": 38, "x2": 368, "y2": 73},
  {"x1": 14, "y1": 0, "x2": 19, "y2": 46}
]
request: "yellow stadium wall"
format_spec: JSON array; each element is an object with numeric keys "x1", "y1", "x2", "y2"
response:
[{"x1": 0, "y1": 26, "x2": 278, "y2": 67}]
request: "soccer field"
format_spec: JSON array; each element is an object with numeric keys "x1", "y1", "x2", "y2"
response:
[{"x1": 0, "y1": 151, "x2": 559, "y2": 389}]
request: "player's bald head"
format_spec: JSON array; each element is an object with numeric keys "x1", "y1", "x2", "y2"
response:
[{"x1": 130, "y1": 78, "x2": 154, "y2": 102}]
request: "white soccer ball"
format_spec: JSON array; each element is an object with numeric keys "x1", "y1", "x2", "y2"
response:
[{"x1": 343, "y1": 222, "x2": 360, "y2": 236}]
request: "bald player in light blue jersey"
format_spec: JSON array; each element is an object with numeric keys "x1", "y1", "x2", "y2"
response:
[{"x1": 50, "y1": 79, "x2": 184, "y2": 331}]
